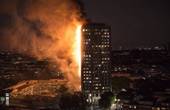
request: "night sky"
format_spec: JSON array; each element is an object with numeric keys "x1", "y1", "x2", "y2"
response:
[
  {"x1": 0, "y1": 0, "x2": 170, "y2": 50},
  {"x1": 81, "y1": 0, "x2": 170, "y2": 49}
]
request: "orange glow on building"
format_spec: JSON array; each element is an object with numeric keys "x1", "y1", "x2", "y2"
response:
[{"x1": 75, "y1": 25, "x2": 82, "y2": 78}]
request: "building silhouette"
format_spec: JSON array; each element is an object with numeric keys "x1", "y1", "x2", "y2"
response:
[{"x1": 81, "y1": 23, "x2": 112, "y2": 103}]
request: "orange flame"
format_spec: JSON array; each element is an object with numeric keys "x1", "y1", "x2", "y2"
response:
[
  {"x1": 0, "y1": 0, "x2": 85, "y2": 91},
  {"x1": 69, "y1": 23, "x2": 82, "y2": 91},
  {"x1": 75, "y1": 25, "x2": 82, "y2": 78}
]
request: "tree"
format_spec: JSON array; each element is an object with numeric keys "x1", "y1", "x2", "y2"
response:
[
  {"x1": 59, "y1": 93, "x2": 72, "y2": 110},
  {"x1": 59, "y1": 92, "x2": 86, "y2": 110},
  {"x1": 99, "y1": 92, "x2": 115, "y2": 109}
]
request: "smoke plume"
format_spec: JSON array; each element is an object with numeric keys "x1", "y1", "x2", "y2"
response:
[{"x1": 0, "y1": 0, "x2": 84, "y2": 90}]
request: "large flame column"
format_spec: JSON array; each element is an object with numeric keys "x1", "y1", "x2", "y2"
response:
[{"x1": 75, "y1": 25, "x2": 82, "y2": 78}]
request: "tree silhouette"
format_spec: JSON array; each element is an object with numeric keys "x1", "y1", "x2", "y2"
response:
[
  {"x1": 59, "y1": 92, "x2": 86, "y2": 110},
  {"x1": 99, "y1": 92, "x2": 115, "y2": 109}
]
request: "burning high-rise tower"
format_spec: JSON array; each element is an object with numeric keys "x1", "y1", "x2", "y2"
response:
[{"x1": 81, "y1": 23, "x2": 112, "y2": 103}]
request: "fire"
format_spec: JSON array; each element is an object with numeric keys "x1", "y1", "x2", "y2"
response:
[
  {"x1": 70, "y1": 24, "x2": 82, "y2": 91},
  {"x1": 0, "y1": 0, "x2": 85, "y2": 91},
  {"x1": 75, "y1": 25, "x2": 82, "y2": 78}
]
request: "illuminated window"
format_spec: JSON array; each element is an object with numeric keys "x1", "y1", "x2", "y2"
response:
[
  {"x1": 85, "y1": 42, "x2": 88, "y2": 45},
  {"x1": 95, "y1": 87, "x2": 98, "y2": 89},
  {"x1": 95, "y1": 77, "x2": 99, "y2": 80}
]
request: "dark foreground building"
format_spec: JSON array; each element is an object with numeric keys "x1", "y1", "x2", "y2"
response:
[{"x1": 81, "y1": 23, "x2": 112, "y2": 103}]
